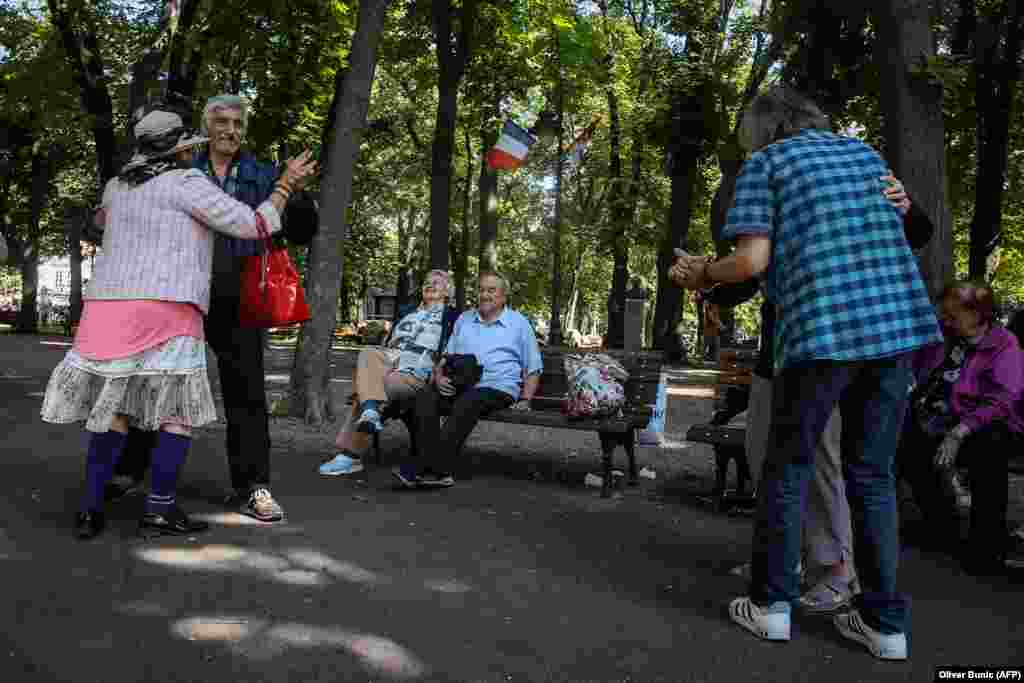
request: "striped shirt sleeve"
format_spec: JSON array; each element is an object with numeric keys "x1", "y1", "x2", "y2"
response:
[
  {"x1": 174, "y1": 170, "x2": 282, "y2": 238},
  {"x1": 722, "y1": 152, "x2": 775, "y2": 242}
]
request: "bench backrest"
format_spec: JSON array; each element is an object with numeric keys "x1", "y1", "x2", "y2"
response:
[{"x1": 530, "y1": 348, "x2": 663, "y2": 415}]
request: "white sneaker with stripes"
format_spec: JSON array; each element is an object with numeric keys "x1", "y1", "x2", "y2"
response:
[
  {"x1": 728, "y1": 596, "x2": 791, "y2": 641},
  {"x1": 833, "y1": 610, "x2": 907, "y2": 660}
]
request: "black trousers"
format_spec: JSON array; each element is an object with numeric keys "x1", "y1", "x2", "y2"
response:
[
  {"x1": 114, "y1": 299, "x2": 271, "y2": 494},
  {"x1": 898, "y1": 417, "x2": 1016, "y2": 561},
  {"x1": 412, "y1": 385, "x2": 514, "y2": 476}
]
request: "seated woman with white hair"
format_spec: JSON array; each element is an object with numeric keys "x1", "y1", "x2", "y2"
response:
[{"x1": 320, "y1": 270, "x2": 460, "y2": 476}]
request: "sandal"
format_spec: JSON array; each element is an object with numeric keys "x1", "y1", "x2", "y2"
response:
[{"x1": 798, "y1": 577, "x2": 854, "y2": 614}]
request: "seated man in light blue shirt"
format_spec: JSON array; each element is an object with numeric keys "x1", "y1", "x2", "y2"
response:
[{"x1": 394, "y1": 271, "x2": 543, "y2": 489}]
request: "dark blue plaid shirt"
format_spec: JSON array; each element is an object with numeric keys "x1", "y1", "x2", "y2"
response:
[{"x1": 722, "y1": 129, "x2": 941, "y2": 373}]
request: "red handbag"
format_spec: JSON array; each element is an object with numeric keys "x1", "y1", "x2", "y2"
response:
[{"x1": 239, "y1": 215, "x2": 311, "y2": 328}]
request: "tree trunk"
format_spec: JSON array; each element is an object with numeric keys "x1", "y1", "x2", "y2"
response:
[
  {"x1": 66, "y1": 207, "x2": 84, "y2": 325},
  {"x1": 548, "y1": 46, "x2": 566, "y2": 348},
  {"x1": 604, "y1": 87, "x2": 628, "y2": 349},
  {"x1": 338, "y1": 249, "x2": 352, "y2": 324},
  {"x1": 430, "y1": 84, "x2": 458, "y2": 271},
  {"x1": 16, "y1": 241, "x2": 38, "y2": 334},
  {"x1": 429, "y1": 0, "x2": 479, "y2": 270},
  {"x1": 652, "y1": 76, "x2": 712, "y2": 358},
  {"x1": 166, "y1": 0, "x2": 205, "y2": 123},
  {"x1": 478, "y1": 99, "x2": 501, "y2": 273},
  {"x1": 872, "y1": 0, "x2": 953, "y2": 296},
  {"x1": 395, "y1": 207, "x2": 418, "y2": 312},
  {"x1": 289, "y1": 0, "x2": 391, "y2": 425},
  {"x1": 456, "y1": 128, "x2": 472, "y2": 311},
  {"x1": 18, "y1": 147, "x2": 54, "y2": 334},
  {"x1": 967, "y1": 2, "x2": 1024, "y2": 279},
  {"x1": 48, "y1": 0, "x2": 117, "y2": 186},
  {"x1": 565, "y1": 245, "x2": 584, "y2": 333},
  {"x1": 651, "y1": 150, "x2": 699, "y2": 358}
]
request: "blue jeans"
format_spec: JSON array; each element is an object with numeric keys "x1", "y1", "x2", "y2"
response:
[{"x1": 749, "y1": 354, "x2": 912, "y2": 634}]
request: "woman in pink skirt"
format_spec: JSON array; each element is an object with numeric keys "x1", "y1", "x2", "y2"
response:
[{"x1": 40, "y1": 107, "x2": 316, "y2": 540}]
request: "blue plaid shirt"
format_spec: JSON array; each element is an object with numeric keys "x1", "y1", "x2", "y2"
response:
[{"x1": 722, "y1": 129, "x2": 941, "y2": 373}]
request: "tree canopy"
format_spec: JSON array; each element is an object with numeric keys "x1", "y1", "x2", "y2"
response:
[{"x1": 2, "y1": 0, "x2": 1022, "y2": 355}]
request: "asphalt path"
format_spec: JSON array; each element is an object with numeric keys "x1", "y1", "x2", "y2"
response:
[{"x1": 1, "y1": 332, "x2": 1021, "y2": 682}]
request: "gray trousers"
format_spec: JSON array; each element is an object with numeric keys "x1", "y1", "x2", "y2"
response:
[{"x1": 745, "y1": 375, "x2": 855, "y2": 574}]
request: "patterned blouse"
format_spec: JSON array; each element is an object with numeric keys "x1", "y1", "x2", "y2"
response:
[{"x1": 912, "y1": 341, "x2": 971, "y2": 437}]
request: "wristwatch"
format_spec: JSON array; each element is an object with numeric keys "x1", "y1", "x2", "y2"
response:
[{"x1": 698, "y1": 257, "x2": 718, "y2": 297}]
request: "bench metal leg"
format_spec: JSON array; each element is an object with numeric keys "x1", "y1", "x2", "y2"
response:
[
  {"x1": 625, "y1": 429, "x2": 638, "y2": 486},
  {"x1": 598, "y1": 432, "x2": 617, "y2": 498}
]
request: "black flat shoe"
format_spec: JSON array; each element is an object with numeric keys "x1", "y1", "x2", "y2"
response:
[
  {"x1": 75, "y1": 510, "x2": 105, "y2": 540},
  {"x1": 104, "y1": 478, "x2": 142, "y2": 503},
  {"x1": 139, "y1": 507, "x2": 210, "y2": 536}
]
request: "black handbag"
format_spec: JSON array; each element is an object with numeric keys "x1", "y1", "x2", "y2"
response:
[{"x1": 441, "y1": 353, "x2": 483, "y2": 393}]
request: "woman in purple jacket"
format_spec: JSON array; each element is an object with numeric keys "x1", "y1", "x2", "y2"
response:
[{"x1": 899, "y1": 281, "x2": 1024, "y2": 576}]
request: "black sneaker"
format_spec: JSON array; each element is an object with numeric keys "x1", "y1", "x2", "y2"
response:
[
  {"x1": 391, "y1": 464, "x2": 420, "y2": 489},
  {"x1": 75, "y1": 510, "x2": 106, "y2": 540},
  {"x1": 104, "y1": 476, "x2": 142, "y2": 503},
  {"x1": 416, "y1": 471, "x2": 455, "y2": 488},
  {"x1": 140, "y1": 506, "x2": 210, "y2": 536}
]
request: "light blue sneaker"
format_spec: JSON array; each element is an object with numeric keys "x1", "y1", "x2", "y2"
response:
[
  {"x1": 729, "y1": 596, "x2": 791, "y2": 641},
  {"x1": 355, "y1": 409, "x2": 384, "y2": 434},
  {"x1": 319, "y1": 453, "x2": 365, "y2": 476}
]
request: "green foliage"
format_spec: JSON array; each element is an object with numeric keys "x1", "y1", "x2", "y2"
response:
[{"x1": 3, "y1": 0, "x2": 1023, "y2": 347}]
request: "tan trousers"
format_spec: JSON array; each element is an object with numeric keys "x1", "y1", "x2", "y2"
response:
[
  {"x1": 746, "y1": 374, "x2": 855, "y2": 576},
  {"x1": 335, "y1": 348, "x2": 425, "y2": 456}
]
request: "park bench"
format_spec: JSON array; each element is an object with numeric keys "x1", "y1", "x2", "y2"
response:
[
  {"x1": 367, "y1": 348, "x2": 664, "y2": 498},
  {"x1": 684, "y1": 348, "x2": 758, "y2": 510},
  {"x1": 685, "y1": 349, "x2": 1024, "y2": 510}
]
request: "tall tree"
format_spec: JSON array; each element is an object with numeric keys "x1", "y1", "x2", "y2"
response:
[
  {"x1": 428, "y1": 0, "x2": 479, "y2": 269},
  {"x1": 549, "y1": 28, "x2": 567, "y2": 347},
  {"x1": 478, "y1": 97, "x2": 501, "y2": 273},
  {"x1": 957, "y1": 0, "x2": 1024, "y2": 278},
  {"x1": 289, "y1": 0, "x2": 392, "y2": 424},
  {"x1": 873, "y1": 0, "x2": 954, "y2": 295},
  {"x1": 47, "y1": 0, "x2": 116, "y2": 186}
]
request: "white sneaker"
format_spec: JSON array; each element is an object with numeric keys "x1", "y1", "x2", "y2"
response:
[
  {"x1": 833, "y1": 610, "x2": 907, "y2": 660},
  {"x1": 728, "y1": 597, "x2": 791, "y2": 641},
  {"x1": 241, "y1": 487, "x2": 284, "y2": 522}
]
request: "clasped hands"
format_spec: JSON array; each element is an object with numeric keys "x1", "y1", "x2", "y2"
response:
[
  {"x1": 669, "y1": 248, "x2": 713, "y2": 291},
  {"x1": 278, "y1": 150, "x2": 319, "y2": 193}
]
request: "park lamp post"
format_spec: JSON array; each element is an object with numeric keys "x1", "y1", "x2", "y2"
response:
[{"x1": 532, "y1": 103, "x2": 565, "y2": 348}]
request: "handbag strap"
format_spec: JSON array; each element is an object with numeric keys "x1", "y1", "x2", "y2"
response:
[{"x1": 254, "y1": 214, "x2": 272, "y2": 293}]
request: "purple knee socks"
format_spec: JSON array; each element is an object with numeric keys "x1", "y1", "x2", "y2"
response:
[
  {"x1": 82, "y1": 430, "x2": 128, "y2": 512},
  {"x1": 145, "y1": 431, "x2": 191, "y2": 515}
]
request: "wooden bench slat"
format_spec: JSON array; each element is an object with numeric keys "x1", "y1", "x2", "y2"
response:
[
  {"x1": 686, "y1": 424, "x2": 746, "y2": 446},
  {"x1": 484, "y1": 409, "x2": 646, "y2": 433}
]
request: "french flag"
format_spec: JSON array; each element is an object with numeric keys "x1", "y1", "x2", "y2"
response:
[{"x1": 485, "y1": 120, "x2": 537, "y2": 171}]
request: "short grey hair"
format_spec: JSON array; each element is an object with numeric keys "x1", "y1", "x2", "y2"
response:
[
  {"x1": 200, "y1": 94, "x2": 249, "y2": 137},
  {"x1": 478, "y1": 271, "x2": 511, "y2": 294},
  {"x1": 738, "y1": 86, "x2": 830, "y2": 153},
  {"x1": 423, "y1": 269, "x2": 455, "y2": 300}
]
